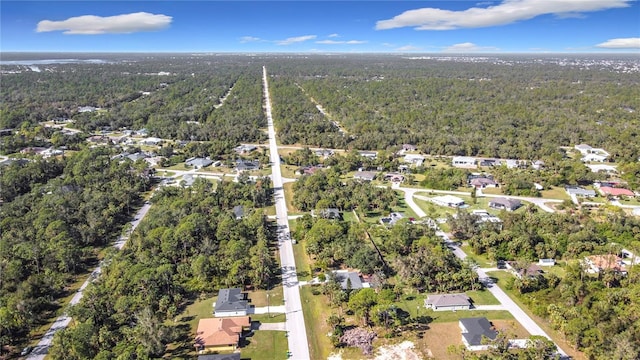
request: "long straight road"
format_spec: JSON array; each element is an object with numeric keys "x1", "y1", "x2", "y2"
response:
[
  {"x1": 263, "y1": 66, "x2": 311, "y2": 360},
  {"x1": 396, "y1": 186, "x2": 568, "y2": 357}
]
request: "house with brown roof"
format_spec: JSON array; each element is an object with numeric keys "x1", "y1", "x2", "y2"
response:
[
  {"x1": 194, "y1": 317, "x2": 250, "y2": 353},
  {"x1": 425, "y1": 293, "x2": 471, "y2": 311},
  {"x1": 584, "y1": 255, "x2": 627, "y2": 275}
]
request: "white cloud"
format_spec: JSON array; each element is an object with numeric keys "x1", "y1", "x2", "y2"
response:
[
  {"x1": 395, "y1": 45, "x2": 422, "y2": 52},
  {"x1": 328, "y1": 33, "x2": 340, "y2": 38},
  {"x1": 376, "y1": 0, "x2": 630, "y2": 30},
  {"x1": 316, "y1": 39, "x2": 367, "y2": 45},
  {"x1": 442, "y1": 42, "x2": 499, "y2": 52},
  {"x1": 240, "y1": 36, "x2": 262, "y2": 43},
  {"x1": 276, "y1": 35, "x2": 316, "y2": 45},
  {"x1": 595, "y1": 37, "x2": 640, "y2": 49},
  {"x1": 36, "y1": 12, "x2": 172, "y2": 34}
]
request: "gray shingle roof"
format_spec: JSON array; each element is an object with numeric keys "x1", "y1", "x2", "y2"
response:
[
  {"x1": 215, "y1": 288, "x2": 249, "y2": 313},
  {"x1": 425, "y1": 293, "x2": 471, "y2": 307},
  {"x1": 333, "y1": 271, "x2": 363, "y2": 290},
  {"x1": 460, "y1": 317, "x2": 497, "y2": 346}
]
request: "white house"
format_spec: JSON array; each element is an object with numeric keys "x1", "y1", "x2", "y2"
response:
[
  {"x1": 452, "y1": 156, "x2": 476, "y2": 168},
  {"x1": 432, "y1": 195, "x2": 465, "y2": 208},
  {"x1": 403, "y1": 154, "x2": 425, "y2": 167}
]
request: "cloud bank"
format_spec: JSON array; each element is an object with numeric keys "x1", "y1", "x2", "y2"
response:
[
  {"x1": 276, "y1": 35, "x2": 316, "y2": 45},
  {"x1": 596, "y1": 37, "x2": 640, "y2": 49},
  {"x1": 376, "y1": 0, "x2": 630, "y2": 30},
  {"x1": 442, "y1": 42, "x2": 500, "y2": 52},
  {"x1": 37, "y1": 12, "x2": 172, "y2": 34},
  {"x1": 316, "y1": 39, "x2": 367, "y2": 45}
]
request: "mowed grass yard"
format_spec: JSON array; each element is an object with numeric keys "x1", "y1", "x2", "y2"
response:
[{"x1": 241, "y1": 331, "x2": 288, "y2": 360}]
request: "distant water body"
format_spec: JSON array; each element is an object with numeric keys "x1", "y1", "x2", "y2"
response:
[{"x1": 0, "y1": 59, "x2": 109, "y2": 65}]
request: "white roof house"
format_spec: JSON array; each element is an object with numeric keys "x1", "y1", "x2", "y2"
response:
[
  {"x1": 432, "y1": 195, "x2": 466, "y2": 208},
  {"x1": 403, "y1": 154, "x2": 425, "y2": 167},
  {"x1": 452, "y1": 156, "x2": 476, "y2": 168}
]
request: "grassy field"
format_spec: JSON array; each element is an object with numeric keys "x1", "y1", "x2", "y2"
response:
[
  {"x1": 459, "y1": 243, "x2": 494, "y2": 268},
  {"x1": 300, "y1": 286, "x2": 334, "y2": 360},
  {"x1": 292, "y1": 240, "x2": 313, "y2": 281},
  {"x1": 241, "y1": 330, "x2": 288, "y2": 360},
  {"x1": 282, "y1": 182, "x2": 298, "y2": 213},
  {"x1": 280, "y1": 165, "x2": 298, "y2": 179},
  {"x1": 541, "y1": 186, "x2": 571, "y2": 200},
  {"x1": 248, "y1": 287, "x2": 285, "y2": 307}
]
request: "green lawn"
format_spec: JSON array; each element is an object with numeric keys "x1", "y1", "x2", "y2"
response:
[
  {"x1": 282, "y1": 182, "x2": 298, "y2": 213},
  {"x1": 241, "y1": 331, "x2": 288, "y2": 360},
  {"x1": 292, "y1": 240, "x2": 313, "y2": 281},
  {"x1": 465, "y1": 289, "x2": 500, "y2": 305},
  {"x1": 459, "y1": 244, "x2": 494, "y2": 267},
  {"x1": 250, "y1": 313, "x2": 287, "y2": 324},
  {"x1": 300, "y1": 286, "x2": 333, "y2": 360},
  {"x1": 428, "y1": 309, "x2": 515, "y2": 323},
  {"x1": 248, "y1": 287, "x2": 285, "y2": 307},
  {"x1": 541, "y1": 186, "x2": 570, "y2": 200}
]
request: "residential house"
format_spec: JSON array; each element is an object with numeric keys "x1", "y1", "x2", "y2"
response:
[
  {"x1": 78, "y1": 106, "x2": 99, "y2": 113},
  {"x1": 504, "y1": 159, "x2": 525, "y2": 169},
  {"x1": 214, "y1": 288, "x2": 250, "y2": 317},
  {"x1": 489, "y1": 198, "x2": 522, "y2": 212},
  {"x1": 584, "y1": 255, "x2": 627, "y2": 275},
  {"x1": 511, "y1": 263, "x2": 544, "y2": 279},
  {"x1": 181, "y1": 174, "x2": 196, "y2": 187},
  {"x1": 194, "y1": 317, "x2": 250, "y2": 353},
  {"x1": 354, "y1": 171, "x2": 377, "y2": 181},
  {"x1": 311, "y1": 208, "x2": 342, "y2": 219},
  {"x1": 424, "y1": 293, "x2": 471, "y2": 311},
  {"x1": 380, "y1": 212, "x2": 404, "y2": 226},
  {"x1": 140, "y1": 137, "x2": 162, "y2": 146},
  {"x1": 20, "y1": 147, "x2": 48, "y2": 155},
  {"x1": 296, "y1": 165, "x2": 323, "y2": 176},
  {"x1": 471, "y1": 210, "x2": 502, "y2": 229},
  {"x1": 235, "y1": 159, "x2": 260, "y2": 172},
  {"x1": 538, "y1": 259, "x2": 556, "y2": 267},
  {"x1": 575, "y1": 143, "x2": 609, "y2": 162},
  {"x1": 598, "y1": 186, "x2": 635, "y2": 198},
  {"x1": 432, "y1": 195, "x2": 465, "y2": 208},
  {"x1": 459, "y1": 317, "x2": 498, "y2": 350},
  {"x1": 402, "y1": 144, "x2": 418, "y2": 152},
  {"x1": 470, "y1": 177, "x2": 498, "y2": 189},
  {"x1": 479, "y1": 159, "x2": 498, "y2": 167},
  {"x1": 358, "y1": 151, "x2": 378, "y2": 159},
  {"x1": 565, "y1": 186, "x2": 596, "y2": 198},
  {"x1": 452, "y1": 156, "x2": 477, "y2": 168},
  {"x1": 314, "y1": 149, "x2": 334, "y2": 158},
  {"x1": 332, "y1": 270, "x2": 368, "y2": 290},
  {"x1": 127, "y1": 152, "x2": 148, "y2": 162},
  {"x1": 587, "y1": 164, "x2": 617, "y2": 173},
  {"x1": 403, "y1": 154, "x2": 425, "y2": 167},
  {"x1": 621, "y1": 249, "x2": 640, "y2": 265},
  {"x1": 233, "y1": 144, "x2": 257, "y2": 154},
  {"x1": 383, "y1": 173, "x2": 405, "y2": 183},
  {"x1": 186, "y1": 157, "x2": 213, "y2": 169},
  {"x1": 232, "y1": 205, "x2": 245, "y2": 220}
]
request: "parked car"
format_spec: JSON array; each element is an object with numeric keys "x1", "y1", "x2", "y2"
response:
[{"x1": 21, "y1": 346, "x2": 33, "y2": 356}]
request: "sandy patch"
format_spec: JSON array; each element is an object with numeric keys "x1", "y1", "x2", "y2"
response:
[
  {"x1": 327, "y1": 351, "x2": 343, "y2": 360},
  {"x1": 375, "y1": 341, "x2": 423, "y2": 360}
]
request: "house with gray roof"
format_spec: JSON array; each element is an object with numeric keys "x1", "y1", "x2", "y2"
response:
[
  {"x1": 311, "y1": 208, "x2": 342, "y2": 219},
  {"x1": 186, "y1": 157, "x2": 213, "y2": 169},
  {"x1": 489, "y1": 198, "x2": 522, "y2": 211},
  {"x1": 459, "y1": 317, "x2": 498, "y2": 350},
  {"x1": 198, "y1": 354, "x2": 241, "y2": 360},
  {"x1": 332, "y1": 271, "x2": 368, "y2": 290},
  {"x1": 354, "y1": 171, "x2": 377, "y2": 181},
  {"x1": 235, "y1": 159, "x2": 259, "y2": 172},
  {"x1": 425, "y1": 293, "x2": 471, "y2": 311},
  {"x1": 214, "y1": 288, "x2": 249, "y2": 317},
  {"x1": 565, "y1": 186, "x2": 596, "y2": 198}
]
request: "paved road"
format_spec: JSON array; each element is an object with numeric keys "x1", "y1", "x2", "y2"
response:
[
  {"x1": 27, "y1": 202, "x2": 152, "y2": 360},
  {"x1": 263, "y1": 66, "x2": 311, "y2": 360},
  {"x1": 396, "y1": 186, "x2": 568, "y2": 357}
]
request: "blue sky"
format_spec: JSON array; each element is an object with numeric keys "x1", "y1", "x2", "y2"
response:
[{"x1": 1, "y1": 1, "x2": 639, "y2": 53}]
